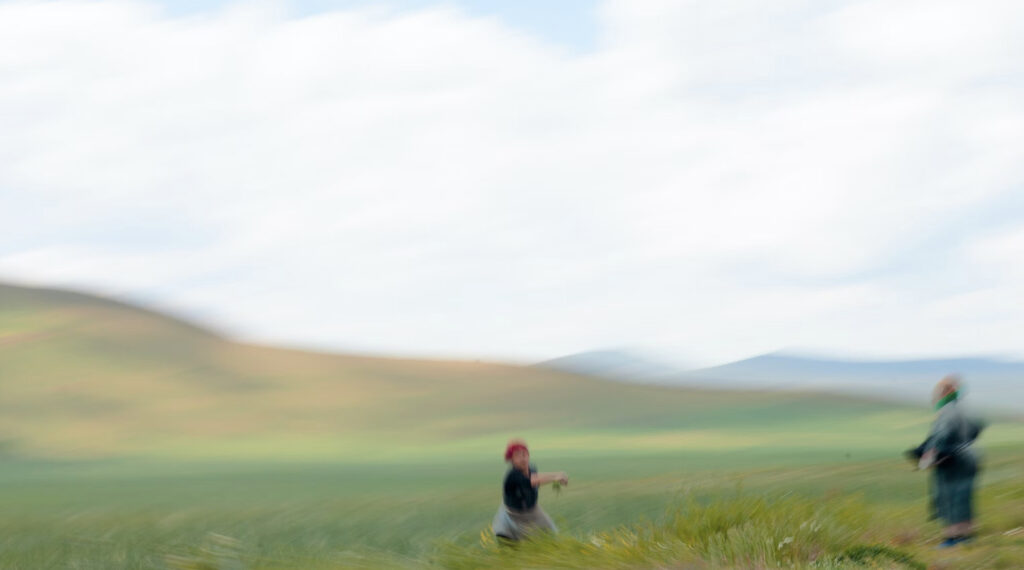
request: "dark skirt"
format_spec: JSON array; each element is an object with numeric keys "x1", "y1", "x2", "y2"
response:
[{"x1": 932, "y1": 453, "x2": 978, "y2": 524}]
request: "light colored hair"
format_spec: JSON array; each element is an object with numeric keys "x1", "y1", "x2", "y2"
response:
[{"x1": 932, "y1": 374, "x2": 961, "y2": 405}]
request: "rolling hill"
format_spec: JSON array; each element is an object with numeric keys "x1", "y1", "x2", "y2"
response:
[{"x1": 2, "y1": 282, "x2": 1016, "y2": 462}]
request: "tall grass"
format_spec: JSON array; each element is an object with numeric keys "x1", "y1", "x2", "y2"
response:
[
  {"x1": 434, "y1": 492, "x2": 923, "y2": 569},
  {"x1": 3, "y1": 451, "x2": 1023, "y2": 568}
]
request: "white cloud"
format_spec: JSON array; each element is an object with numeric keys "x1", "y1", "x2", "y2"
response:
[
  {"x1": 826, "y1": 0, "x2": 1024, "y2": 79},
  {"x1": 1, "y1": 0, "x2": 1023, "y2": 365}
]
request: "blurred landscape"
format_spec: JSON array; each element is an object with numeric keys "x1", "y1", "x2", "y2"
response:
[
  {"x1": 2, "y1": 281, "x2": 1023, "y2": 568},
  {"x1": 5, "y1": 0, "x2": 1024, "y2": 566},
  {"x1": 6, "y1": 280, "x2": 1022, "y2": 463}
]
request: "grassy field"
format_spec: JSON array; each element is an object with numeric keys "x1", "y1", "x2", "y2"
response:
[
  {"x1": 3, "y1": 282, "x2": 1023, "y2": 568},
  {"x1": 1, "y1": 441, "x2": 1022, "y2": 569}
]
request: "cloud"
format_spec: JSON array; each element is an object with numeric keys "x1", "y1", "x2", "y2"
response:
[{"x1": 1, "y1": 0, "x2": 1023, "y2": 365}]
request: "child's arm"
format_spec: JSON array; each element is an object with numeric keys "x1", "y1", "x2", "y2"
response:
[{"x1": 531, "y1": 471, "x2": 569, "y2": 487}]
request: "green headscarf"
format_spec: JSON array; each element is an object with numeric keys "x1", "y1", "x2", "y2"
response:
[{"x1": 935, "y1": 390, "x2": 958, "y2": 411}]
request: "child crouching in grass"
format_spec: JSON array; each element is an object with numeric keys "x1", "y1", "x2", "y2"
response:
[{"x1": 491, "y1": 439, "x2": 568, "y2": 541}]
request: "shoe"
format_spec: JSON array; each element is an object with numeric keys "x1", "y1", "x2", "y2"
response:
[{"x1": 936, "y1": 536, "x2": 971, "y2": 549}]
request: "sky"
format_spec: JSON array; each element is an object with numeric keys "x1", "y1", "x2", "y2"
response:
[{"x1": 1, "y1": 0, "x2": 1023, "y2": 367}]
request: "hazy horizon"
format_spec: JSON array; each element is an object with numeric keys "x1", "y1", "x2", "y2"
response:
[{"x1": 6, "y1": 278, "x2": 1023, "y2": 371}]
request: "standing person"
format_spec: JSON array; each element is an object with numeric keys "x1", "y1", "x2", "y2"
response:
[
  {"x1": 491, "y1": 439, "x2": 569, "y2": 541},
  {"x1": 914, "y1": 375, "x2": 984, "y2": 548}
]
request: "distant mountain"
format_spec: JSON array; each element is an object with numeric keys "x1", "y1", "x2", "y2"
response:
[
  {"x1": 538, "y1": 349, "x2": 685, "y2": 383},
  {"x1": 679, "y1": 352, "x2": 1024, "y2": 413}
]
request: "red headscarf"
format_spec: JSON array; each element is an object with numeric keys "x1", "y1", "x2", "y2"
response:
[{"x1": 504, "y1": 439, "x2": 528, "y2": 461}]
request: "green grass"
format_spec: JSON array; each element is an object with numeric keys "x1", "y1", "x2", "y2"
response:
[
  {"x1": 4, "y1": 283, "x2": 1023, "y2": 567},
  {"x1": 1, "y1": 445, "x2": 1022, "y2": 569}
]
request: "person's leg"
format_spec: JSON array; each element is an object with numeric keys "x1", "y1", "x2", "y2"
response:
[
  {"x1": 937, "y1": 522, "x2": 972, "y2": 548},
  {"x1": 532, "y1": 506, "x2": 558, "y2": 533},
  {"x1": 948, "y1": 474, "x2": 976, "y2": 541},
  {"x1": 943, "y1": 522, "x2": 970, "y2": 538},
  {"x1": 493, "y1": 506, "x2": 523, "y2": 541},
  {"x1": 939, "y1": 512, "x2": 973, "y2": 546},
  {"x1": 496, "y1": 535, "x2": 519, "y2": 547},
  {"x1": 512, "y1": 506, "x2": 558, "y2": 537}
]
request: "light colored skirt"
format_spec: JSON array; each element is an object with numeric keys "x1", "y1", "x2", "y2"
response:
[{"x1": 491, "y1": 504, "x2": 557, "y2": 540}]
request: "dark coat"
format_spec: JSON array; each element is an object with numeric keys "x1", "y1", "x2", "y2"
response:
[{"x1": 915, "y1": 401, "x2": 983, "y2": 524}]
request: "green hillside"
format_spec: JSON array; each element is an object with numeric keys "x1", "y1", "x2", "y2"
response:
[
  {"x1": 3, "y1": 282, "x2": 1024, "y2": 569},
  {"x1": 1, "y1": 282, "x2": 1019, "y2": 462}
]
